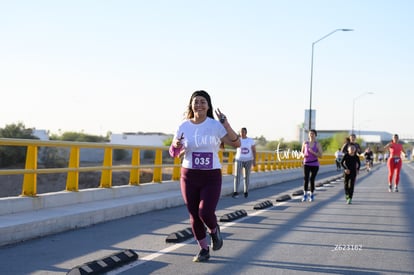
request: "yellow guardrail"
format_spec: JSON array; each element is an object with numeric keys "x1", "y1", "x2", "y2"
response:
[{"x1": 0, "y1": 138, "x2": 335, "y2": 197}]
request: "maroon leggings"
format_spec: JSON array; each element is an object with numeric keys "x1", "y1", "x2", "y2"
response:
[
  {"x1": 180, "y1": 168, "x2": 222, "y2": 241},
  {"x1": 387, "y1": 158, "x2": 402, "y2": 185}
]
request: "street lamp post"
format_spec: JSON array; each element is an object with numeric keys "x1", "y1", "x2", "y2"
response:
[
  {"x1": 352, "y1": 92, "x2": 374, "y2": 135},
  {"x1": 308, "y1": 28, "x2": 354, "y2": 131}
]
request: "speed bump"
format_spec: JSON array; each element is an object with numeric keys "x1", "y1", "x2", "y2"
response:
[
  {"x1": 292, "y1": 189, "x2": 304, "y2": 196},
  {"x1": 166, "y1": 227, "x2": 193, "y2": 243},
  {"x1": 275, "y1": 194, "x2": 291, "y2": 202},
  {"x1": 253, "y1": 200, "x2": 273, "y2": 210},
  {"x1": 219, "y1": 209, "x2": 247, "y2": 222},
  {"x1": 332, "y1": 178, "x2": 343, "y2": 183},
  {"x1": 67, "y1": 249, "x2": 138, "y2": 275},
  {"x1": 316, "y1": 182, "x2": 324, "y2": 187}
]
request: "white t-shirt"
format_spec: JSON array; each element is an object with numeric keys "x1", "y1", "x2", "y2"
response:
[
  {"x1": 235, "y1": 137, "x2": 255, "y2": 161},
  {"x1": 335, "y1": 150, "x2": 344, "y2": 160},
  {"x1": 173, "y1": 117, "x2": 227, "y2": 170}
]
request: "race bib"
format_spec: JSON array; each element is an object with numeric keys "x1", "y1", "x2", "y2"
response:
[
  {"x1": 192, "y1": 152, "x2": 213, "y2": 169},
  {"x1": 241, "y1": 147, "x2": 250, "y2": 154}
]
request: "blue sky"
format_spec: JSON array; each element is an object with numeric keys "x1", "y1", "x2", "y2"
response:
[{"x1": 1, "y1": 0, "x2": 413, "y2": 141}]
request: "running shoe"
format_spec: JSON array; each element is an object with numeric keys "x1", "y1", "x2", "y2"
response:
[
  {"x1": 232, "y1": 192, "x2": 239, "y2": 199},
  {"x1": 394, "y1": 186, "x2": 399, "y2": 192},
  {"x1": 210, "y1": 224, "x2": 223, "y2": 251},
  {"x1": 301, "y1": 194, "x2": 307, "y2": 202},
  {"x1": 244, "y1": 192, "x2": 248, "y2": 198},
  {"x1": 192, "y1": 247, "x2": 210, "y2": 262},
  {"x1": 309, "y1": 193, "x2": 314, "y2": 202},
  {"x1": 388, "y1": 185, "x2": 392, "y2": 192}
]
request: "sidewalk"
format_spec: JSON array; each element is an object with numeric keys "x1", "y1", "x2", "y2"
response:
[{"x1": 0, "y1": 166, "x2": 336, "y2": 246}]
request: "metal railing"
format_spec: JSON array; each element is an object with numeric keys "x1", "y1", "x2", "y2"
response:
[{"x1": 0, "y1": 138, "x2": 335, "y2": 197}]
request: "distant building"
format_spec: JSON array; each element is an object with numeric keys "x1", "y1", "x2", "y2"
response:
[
  {"x1": 110, "y1": 132, "x2": 172, "y2": 147},
  {"x1": 298, "y1": 127, "x2": 393, "y2": 144},
  {"x1": 32, "y1": 129, "x2": 49, "y2": 140},
  {"x1": 108, "y1": 132, "x2": 173, "y2": 161},
  {"x1": 299, "y1": 108, "x2": 394, "y2": 144}
]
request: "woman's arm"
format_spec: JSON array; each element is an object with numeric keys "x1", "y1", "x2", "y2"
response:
[
  {"x1": 341, "y1": 155, "x2": 348, "y2": 169},
  {"x1": 169, "y1": 133, "x2": 184, "y2": 158},
  {"x1": 252, "y1": 143, "x2": 257, "y2": 166},
  {"x1": 383, "y1": 141, "x2": 392, "y2": 150},
  {"x1": 309, "y1": 142, "x2": 323, "y2": 158},
  {"x1": 401, "y1": 146, "x2": 407, "y2": 157},
  {"x1": 316, "y1": 142, "x2": 323, "y2": 158},
  {"x1": 215, "y1": 109, "x2": 240, "y2": 148},
  {"x1": 221, "y1": 130, "x2": 241, "y2": 147}
]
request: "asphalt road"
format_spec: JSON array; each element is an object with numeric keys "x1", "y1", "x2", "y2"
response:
[{"x1": 1, "y1": 163, "x2": 413, "y2": 275}]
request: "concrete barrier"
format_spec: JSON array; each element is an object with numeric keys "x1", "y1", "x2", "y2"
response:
[{"x1": 0, "y1": 166, "x2": 336, "y2": 247}]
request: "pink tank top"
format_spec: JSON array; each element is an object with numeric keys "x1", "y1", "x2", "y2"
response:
[
  {"x1": 389, "y1": 143, "x2": 403, "y2": 158},
  {"x1": 303, "y1": 141, "x2": 319, "y2": 166}
]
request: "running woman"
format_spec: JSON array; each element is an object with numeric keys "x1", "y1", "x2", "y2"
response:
[
  {"x1": 341, "y1": 145, "x2": 361, "y2": 204},
  {"x1": 384, "y1": 134, "x2": 406, "y2": 192},
  {"x1": 232, "y1": 127, "x2": 256, "y2": 199},
  {"x1": 301, "y1": 129, "x2": 323, "y2": 202},
  {"x1": 169, "y1": 90, "x2": 240, "y2": 262}
]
